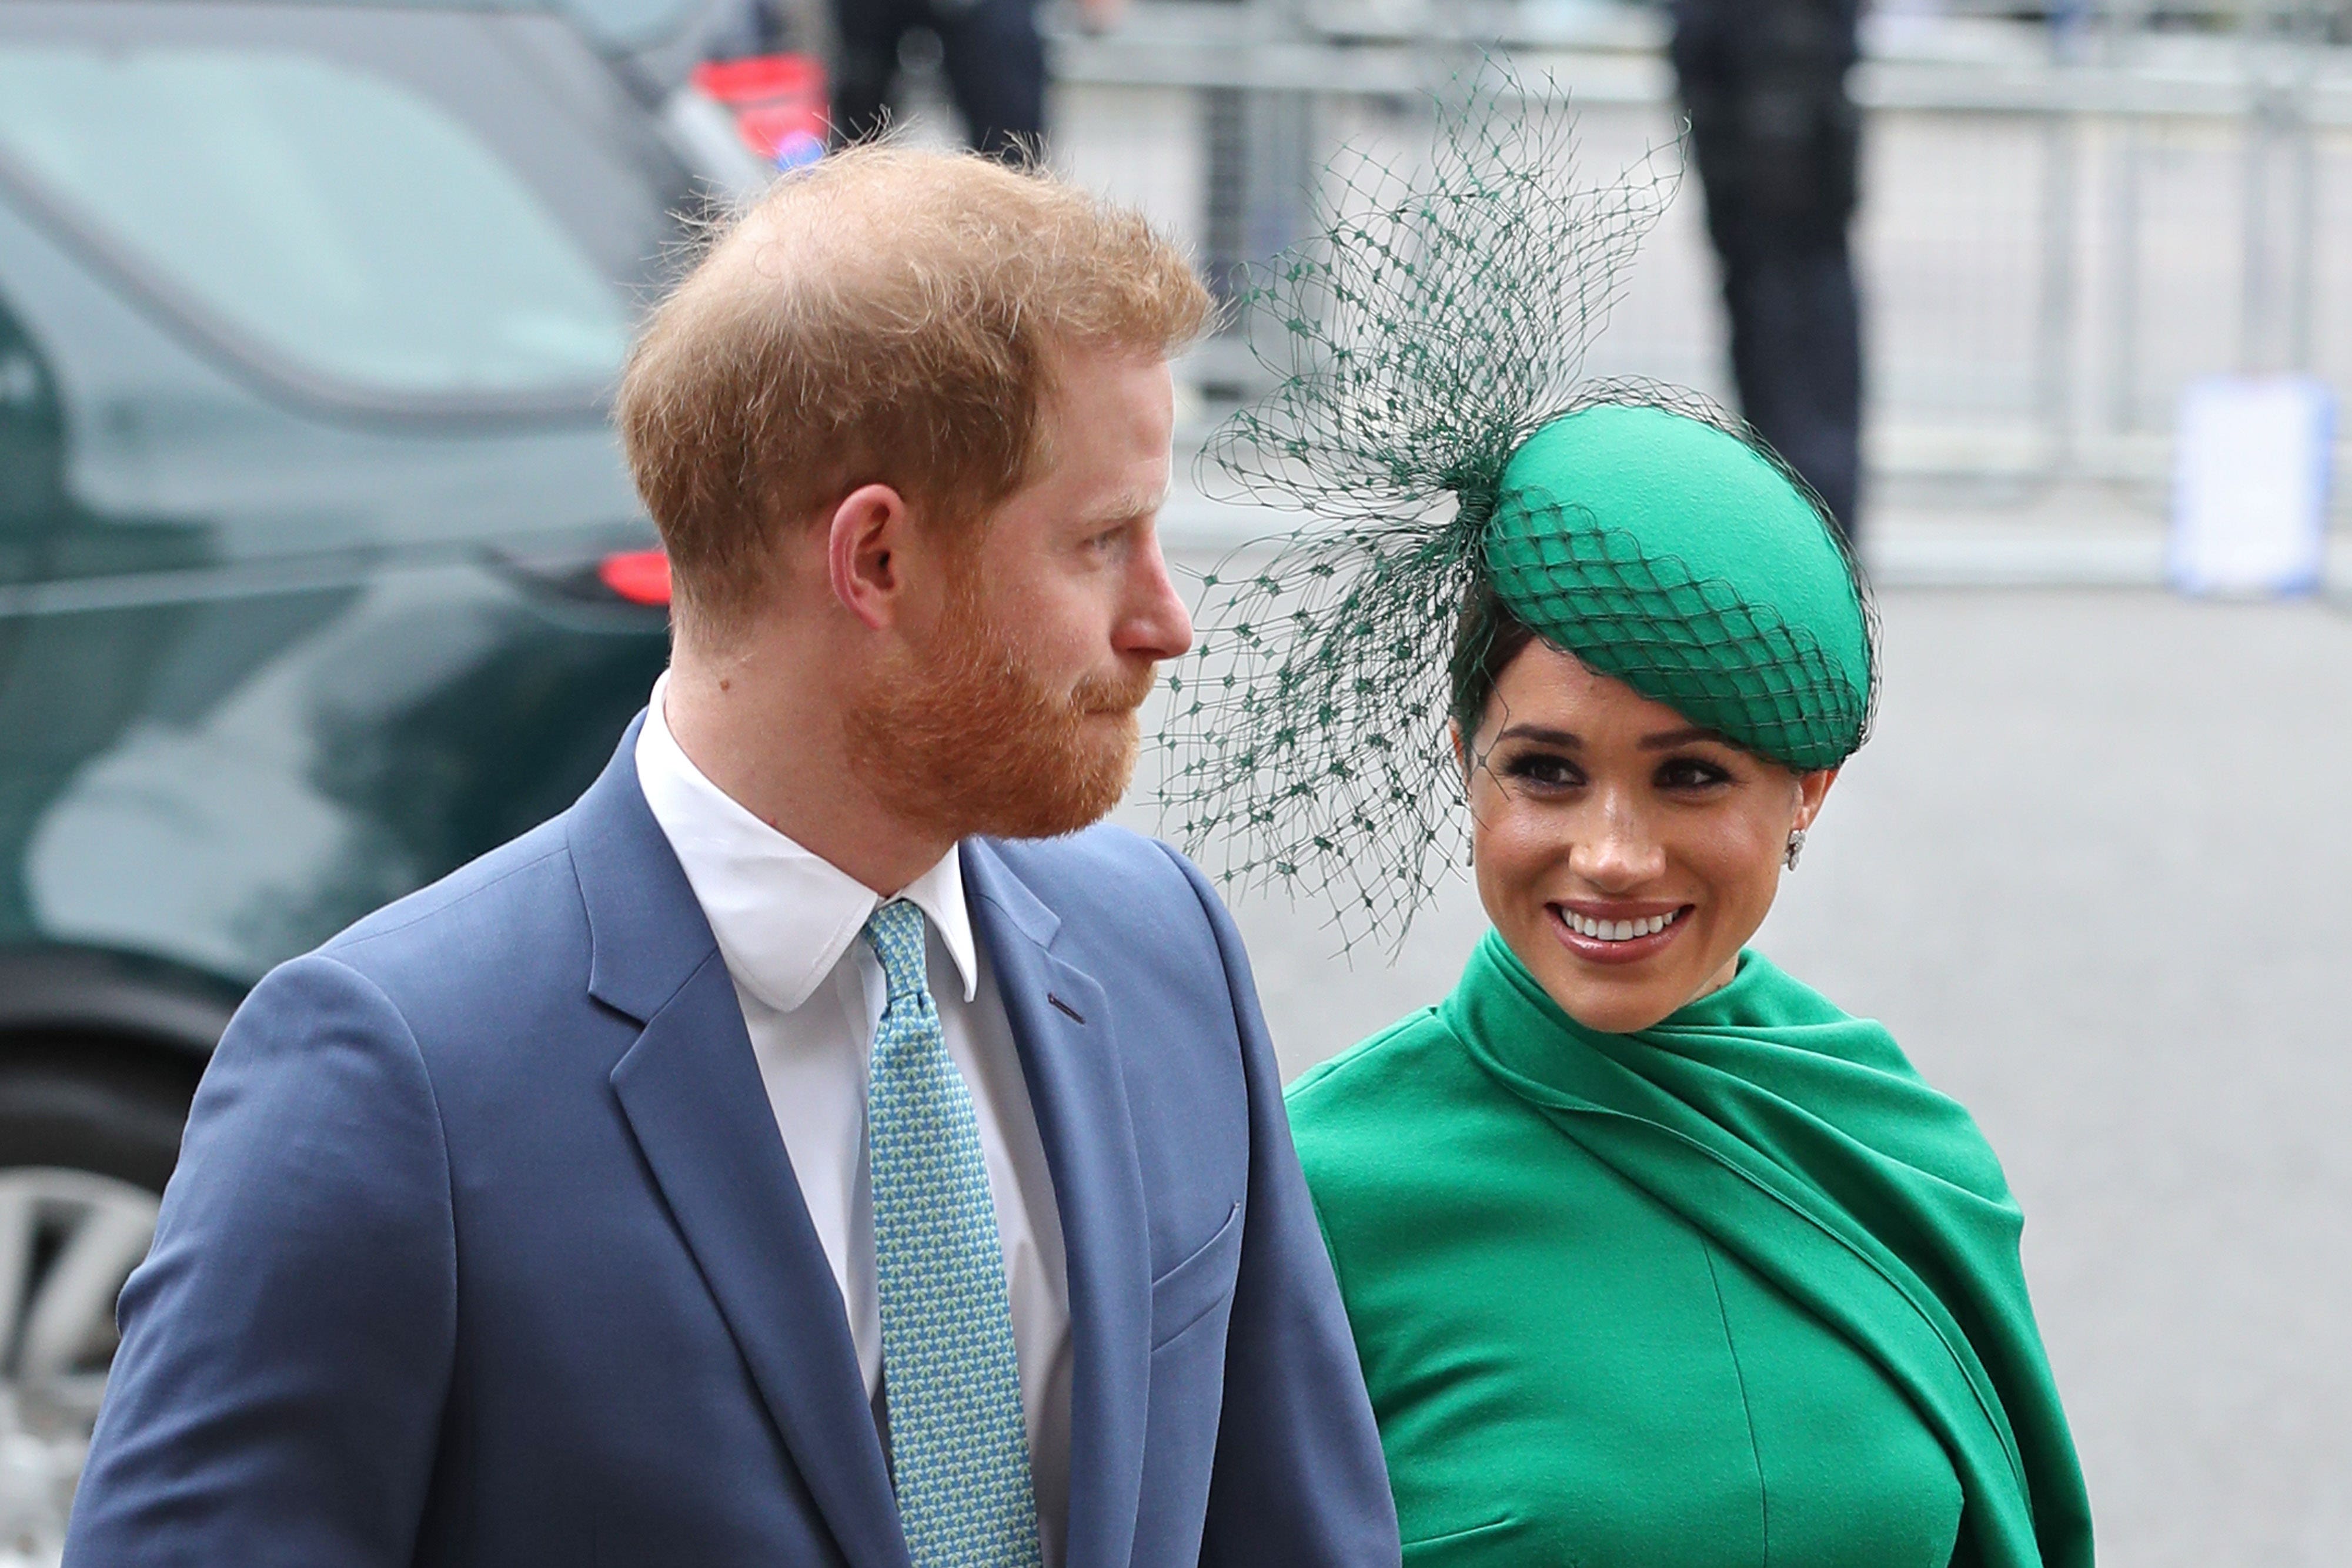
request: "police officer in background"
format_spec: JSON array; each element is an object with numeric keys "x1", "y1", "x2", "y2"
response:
[
  {"x1": 1670, "y1": 0, "x2": 1866, "y2": 541},
  {"x1": 830, "y1": 0, "x2": 1122, "y2": 162}
]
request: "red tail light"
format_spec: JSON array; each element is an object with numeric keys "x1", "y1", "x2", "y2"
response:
[
  {"x1": 598, "y1": 549, "x2": 671, "y2": 607},
  {"x1": 691, "y1": 54, "x2": 828, "y2": 169}
]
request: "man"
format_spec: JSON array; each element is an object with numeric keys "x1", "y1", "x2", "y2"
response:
[
  {"x1": 1671, "y1": 0, "x2": 1867, "y2": 540},
  {"x1": 65, "y1": 148, "x2": 1400, "y2": 1568}
]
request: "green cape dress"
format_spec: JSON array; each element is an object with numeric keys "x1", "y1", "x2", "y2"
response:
[{"x1": 1288, "y1": 932, "x2": 2093, "y2": 1568}]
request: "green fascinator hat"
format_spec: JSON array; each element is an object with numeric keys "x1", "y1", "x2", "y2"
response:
[
  {"x1": 1485, "y1": 404, "x2": 1872, "y2": 773},
  {"x1": 1158, "y1": 76, "x2": 1877, "y2": 946}
]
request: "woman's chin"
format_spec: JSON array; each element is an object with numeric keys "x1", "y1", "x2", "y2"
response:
[
  {"x1": 1557, "y1": 990, "x2": 1681, "y2": 1035},
  {"x1": 1527, "y1": 947, "x2": 1706, "y2": 1035}
]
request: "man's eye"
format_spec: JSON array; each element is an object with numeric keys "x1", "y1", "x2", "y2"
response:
[{"x1": 1656, "y1": 756, "x2": 1733, "y2": 790}]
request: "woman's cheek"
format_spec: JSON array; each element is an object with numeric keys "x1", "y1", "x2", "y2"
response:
[
  {"x1": 1481, "y1": 805, "x2": 1564, "y2": 882},
  {"x1": 1471, "y1": 817, "x2": 1549, "y2": 927},
  {"x1": 1692, "y1": 815, "x2": 1784, "y2": 928}
]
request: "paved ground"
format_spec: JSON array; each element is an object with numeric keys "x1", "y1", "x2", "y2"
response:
[{"x1": 1122, "y1": 581, "x2": 2352, "y2": 1567}]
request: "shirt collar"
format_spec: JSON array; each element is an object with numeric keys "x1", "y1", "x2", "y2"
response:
[{"x1": 633, "y1": 673, "x2": 980, "y2": 1014}]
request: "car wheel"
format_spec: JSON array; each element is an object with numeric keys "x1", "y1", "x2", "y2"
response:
[{"x1": 0, "y1": 1056, "x2": 188, "y2": 1568}]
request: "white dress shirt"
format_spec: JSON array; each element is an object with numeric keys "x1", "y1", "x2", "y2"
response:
[{"x1": 634, "y1": 675, "x2": 1072, "y2": 1563}]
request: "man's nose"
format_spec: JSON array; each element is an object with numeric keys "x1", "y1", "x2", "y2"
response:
[{"x1": 1117, "y1": 527, "x2": 1194, "y2": 662}]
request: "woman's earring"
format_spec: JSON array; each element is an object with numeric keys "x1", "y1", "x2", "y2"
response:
[{"x1": 1784, "y1": 828, "x2": 1807, "y2": 871}]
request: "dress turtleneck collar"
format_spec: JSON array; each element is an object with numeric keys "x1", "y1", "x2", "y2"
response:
[{"x1": 1438, "y1": 930, "x2": 1793, "y2": 1113}]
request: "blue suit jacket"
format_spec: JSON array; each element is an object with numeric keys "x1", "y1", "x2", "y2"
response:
[{"x1": 65, "y1": 722, "x2": 1399, "y2": 1568}]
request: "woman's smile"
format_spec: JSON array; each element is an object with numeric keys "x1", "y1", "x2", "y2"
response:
[{"x1": 1548, "y1": 900, "x2": 1692, "y2": 965}]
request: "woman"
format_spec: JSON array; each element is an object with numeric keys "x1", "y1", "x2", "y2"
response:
[
  {"x1": 1291, "y1": 403, "x2": 2090, "y2": 1567},
  {"x1": 1162, "y1": 87, "x2": 2093, "y2": 1568}
]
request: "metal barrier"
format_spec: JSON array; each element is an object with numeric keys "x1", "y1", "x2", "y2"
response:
[{"x1": 1048, "y1": 2, "x2": 2352, "y2": 506}]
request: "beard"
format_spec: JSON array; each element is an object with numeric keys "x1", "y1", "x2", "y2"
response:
[{"x1": 844, "y1": 581, "x2": 1158, "y2": 842}]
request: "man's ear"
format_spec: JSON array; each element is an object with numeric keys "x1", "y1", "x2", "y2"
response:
[{"x1": 826, "y1": 483, "x2": 912, "y2": 631}]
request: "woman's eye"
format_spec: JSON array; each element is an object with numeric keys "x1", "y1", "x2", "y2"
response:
[
  {"x1": 1502, "y1": 753, "x2": 1582, "y2": 790},
  {"x1": 1655, "y1": 755, "x2": 1734, "y2": 790}
]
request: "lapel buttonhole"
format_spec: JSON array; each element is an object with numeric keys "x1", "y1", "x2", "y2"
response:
[{"x1": 1048, "y1": 992, "x2": 1087, "y2": 1024}]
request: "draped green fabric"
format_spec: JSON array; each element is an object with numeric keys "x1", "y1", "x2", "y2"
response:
[{"x1": 1288, "y1": 932, "x2": 2093, "y2": 1568}]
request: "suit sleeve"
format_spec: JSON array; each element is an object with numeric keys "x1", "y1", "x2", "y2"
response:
[
  {"x1": 1160, "y1": 848, "x2": 1402, "y2": 1568},
  {"x1": 64, "y1": 953, "x2": 457, "y2": 1568}
]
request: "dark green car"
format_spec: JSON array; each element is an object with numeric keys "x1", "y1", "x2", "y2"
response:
[{"x1": 0, "y1": 1, "x2": 744, "y2": 1547}]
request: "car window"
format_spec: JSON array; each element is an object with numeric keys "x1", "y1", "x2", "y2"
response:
[
  {"x1": 200, "y1": 0, "x2": 719, "y2": 56},
  {"x1": 0, "y1": 41, "x2": 634, "y2": 402},
  {"x1": 552, "y1": 0, "x2": 714, "y2": 52}
]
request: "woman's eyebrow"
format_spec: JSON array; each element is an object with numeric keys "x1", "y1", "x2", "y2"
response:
[
  {"x1": 1494, "y1": 724, "x2": 1579, "y2": 747},
  {"x1": 1638, "y1": 726, "x2": 1730, "y2": 751}
]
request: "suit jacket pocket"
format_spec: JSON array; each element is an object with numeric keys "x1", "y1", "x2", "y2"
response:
[{"x1": 1148, "y1": 1200, "x2": 1242, "y2": 1352}]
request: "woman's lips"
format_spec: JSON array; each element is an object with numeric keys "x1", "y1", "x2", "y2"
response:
[{"x1": 1546, "y1": 902, "x2": 1693, "y2": 967}]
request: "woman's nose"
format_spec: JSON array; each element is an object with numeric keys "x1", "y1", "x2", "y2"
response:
[{"x1": 1567, "y1": 795, "x2": 1666, "y2": 888}]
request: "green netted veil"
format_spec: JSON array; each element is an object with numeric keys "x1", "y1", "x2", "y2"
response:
[{"x1": 1156, "y1": 73, "x2": 1878, "y2": 949}]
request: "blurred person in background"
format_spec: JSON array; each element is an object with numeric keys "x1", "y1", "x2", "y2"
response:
[
  {"x1": 1671, "y1": 0, "x2": 1866, "y2": 541},
  {"x1": 831, "y1": 0, "x2": 1125, "y2": 160}
]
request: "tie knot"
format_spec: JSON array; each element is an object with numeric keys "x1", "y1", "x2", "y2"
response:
[{"x1": 863, "y1": 900, "x2": 932, "y2": 1015}]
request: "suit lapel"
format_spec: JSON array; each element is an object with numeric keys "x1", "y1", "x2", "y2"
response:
[
  {"x1": 570, "y1": 720, "x2": 909, "y2": 1568},
  {"x1": 964, "y1": 841, "x2": 1152, "y2": 1568}
]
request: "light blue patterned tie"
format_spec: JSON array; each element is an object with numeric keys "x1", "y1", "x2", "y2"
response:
[{"x1": 863, "y1": 900, "x2": 1043, "y2": 1568}]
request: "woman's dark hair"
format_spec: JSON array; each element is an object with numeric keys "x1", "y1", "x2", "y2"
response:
[{"x1": 1448, "y1": 574, "x2": 1541, "y2": 752}]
